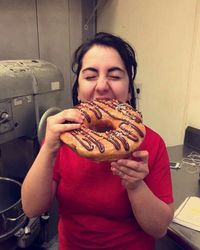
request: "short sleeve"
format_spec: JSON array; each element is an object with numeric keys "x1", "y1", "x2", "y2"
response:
[{"x1": 139, "y1": 127, "x2": 174, "y2": 204}]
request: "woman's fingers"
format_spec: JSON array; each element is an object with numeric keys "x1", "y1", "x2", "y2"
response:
[
  {"x1": 111, "y1": 162, "x2": 140, "y2": 178},
  {"x1": 46, "y1": 109, "x2": 85, "y2": 134},
  {"x1": 132, "y1": 150, "x2": 149, "y2": 164},
  {"x1": 48, "y1": 109, "x2": 84, "y2": 125},
  {"x1": 43, "y1": 108, "x2": 85, "y2": 152},
  {"x1": 110, "y1": 151, "x2": 149, "y2": 189},
  {"x1": 52, "y1": 123, "x2": 82, "y2": 133}
]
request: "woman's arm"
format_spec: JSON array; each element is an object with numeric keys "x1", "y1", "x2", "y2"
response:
[
  {"x1": 127, "y1": 181, "x2": 174, "y2": 238},
  {"x1": 21, "y1": 144, "x2": 58, "y2": 217},
  {"x1": 111, "y1": 150, "x2": 174, "y2": 238},
  {"x1": 21, "y1": 109, "x2": 84, "y2": 218}
]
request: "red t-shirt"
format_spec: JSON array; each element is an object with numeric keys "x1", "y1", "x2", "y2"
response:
[{"x1": 53, "y1": 126, "x2": 173, "y2": 250}]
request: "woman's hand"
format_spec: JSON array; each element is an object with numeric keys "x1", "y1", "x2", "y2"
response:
[
  {"x1": 111, "y1": 151, "x2": 149, "y2": 190},
  {"x1": 44, "y1": 109, "x2": 84, "y2": 153}
]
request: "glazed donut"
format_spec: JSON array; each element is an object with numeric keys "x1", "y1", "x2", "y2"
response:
[{"x1": 60, "y1": 99, "x2": 146, "y2": 161}]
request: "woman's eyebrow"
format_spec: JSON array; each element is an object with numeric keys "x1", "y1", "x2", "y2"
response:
[
  {"x1": 108, "y1": 67, "x2": 125, "y2": 74},
  {"x1": 82, "y1": 67, "x2": 98, "y2": 73},
  {"x1": 81, "y1": 66, "x2": 125, "y2": 74}
]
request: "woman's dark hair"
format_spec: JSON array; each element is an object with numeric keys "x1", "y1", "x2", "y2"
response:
[{"x1": 71, "y1": 32, "x2": 137, "y2": 108}]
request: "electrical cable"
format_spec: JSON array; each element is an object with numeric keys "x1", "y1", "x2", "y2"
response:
[{"x1": 180, "y1": 151, "x2": 200, "y2": 174}]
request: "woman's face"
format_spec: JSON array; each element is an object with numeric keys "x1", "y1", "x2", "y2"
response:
[{"x1": 77, "y1": 45, "x2": 131, "y2": 102}]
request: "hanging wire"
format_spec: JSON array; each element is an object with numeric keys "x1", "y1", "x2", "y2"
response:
[
  {"x1": 180, "y1": 151, "x2": 200, "y2": 174},
  {"x1": 35, "y1": 0, "x2": 40, "y2": 58},
  {"x1": 83, "y1": 0, "x2": 102, "y2": 30}
]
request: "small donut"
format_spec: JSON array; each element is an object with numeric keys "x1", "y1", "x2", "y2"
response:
[{"x1": 60, "y1": 99, "x2": 145, "y2": 161}]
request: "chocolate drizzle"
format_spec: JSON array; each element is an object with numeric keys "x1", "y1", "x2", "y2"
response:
[
  {"x1": 70, "y1": 99, "x2": 144, "y2": 153},
  {"x1": 81, "y1": 127, "x2": 105, "y2": 153},
  {"x1": 80, "y1": 102, "x2": 102, "y2": 121},
  {"x1": 120, "y1": 129, "x2": 139, "y2": 142},
  {"x1": 71, "y1": 130, "x2": 94, "y2": 151},
  {"x1": 112, "y1": 131, "x2": 130, "y2": 151},
  {"x1": 75, "y1": 107, "x2": 91, "y2": 123},
  {"x1": 120, "y1": 122, "x2": 144, "y2": 138},
  {"x1": 81, "y1": 110, "x2": 91, "y2": 123},
  {"x1": 91, "y1": 130, "x2": 121, "y2": 150}
]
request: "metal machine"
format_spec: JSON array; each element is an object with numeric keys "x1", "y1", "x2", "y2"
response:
[
  {"x1": 0, "y1": 59, "x2": 64, "y2": 144},
  {"x1": 0, "y1": 59, "x2": 64, "y2": 249}
]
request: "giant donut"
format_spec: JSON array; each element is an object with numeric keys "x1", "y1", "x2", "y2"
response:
[{"x1": 60, "y1": 99, "x2": 146, "y2": 161}]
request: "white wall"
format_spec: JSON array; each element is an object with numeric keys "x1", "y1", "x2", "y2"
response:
[
  {"x1": 97, "y1": 0, "x2": 199, "y2": 146},
  {"x1": 186, "y1": 1, "x2": 200, "y2": 129}
]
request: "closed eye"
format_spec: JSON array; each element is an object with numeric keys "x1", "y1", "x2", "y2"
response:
[
  {"x1": 85, "y1": 75, "x2": 98, "y2": 81},
  {"x1": 108, "y1": 75, "x2": 121, "y2": 80}
]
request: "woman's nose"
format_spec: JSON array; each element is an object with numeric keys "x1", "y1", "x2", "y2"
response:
[{"x1": 96, "y1": 76, "x2": 109, "y2": 92}]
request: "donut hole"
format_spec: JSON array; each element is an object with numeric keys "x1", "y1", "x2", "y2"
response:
[{"x1": 89, "y1": 120, "x2": 115, "y2": 133}]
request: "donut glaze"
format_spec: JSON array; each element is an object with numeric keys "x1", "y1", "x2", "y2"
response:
[{"x1": 60, "y1": 99, "x2": 146, "y2": 161}]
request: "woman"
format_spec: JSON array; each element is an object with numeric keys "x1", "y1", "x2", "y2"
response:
[{"x1": 21, "y1": 32, "x2": 174, "y2": 250}]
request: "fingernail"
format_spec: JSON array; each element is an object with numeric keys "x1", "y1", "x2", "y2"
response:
[{"x1": 132, "y1": 151, "x2": 137, "y2": 157}]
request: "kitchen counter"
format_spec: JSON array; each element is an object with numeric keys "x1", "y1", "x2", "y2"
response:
[{"x1": 167, "y1": 145, "x2": 200, "y2": 250}]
